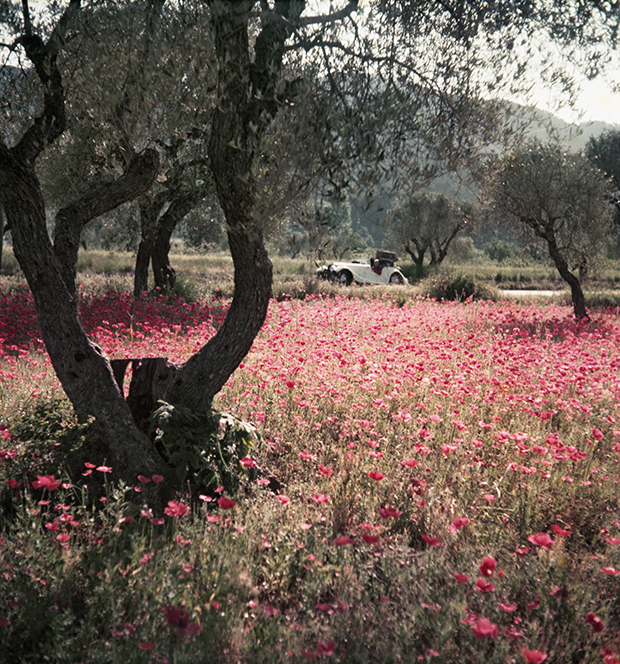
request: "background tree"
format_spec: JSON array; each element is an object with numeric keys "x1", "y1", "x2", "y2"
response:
[
  {"x1": 484, "y1": 140, "x2": 613, "y2": 319},
  {"x1": 384, "y1": 192, "x2": 476, "y2": 276},
  {"x1": 585, "y1": 129, "x2": 620, "y2": 255}
]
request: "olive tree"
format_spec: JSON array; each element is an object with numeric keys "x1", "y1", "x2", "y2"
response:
[
  {"x1": 485, "y1": 140, "x2": 613, "y2": 319},
  {"x1": 384, "y1": 192, "x2": 476, "y2": 275}
]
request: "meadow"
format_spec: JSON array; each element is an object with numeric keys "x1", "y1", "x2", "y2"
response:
[{"x1": 0, "y1": 258, "x2": 620, "y2": 663}]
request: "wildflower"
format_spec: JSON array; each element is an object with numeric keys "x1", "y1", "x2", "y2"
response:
[
  {"x1": 32, "y1": 475, "x2": 61, "y2": 491},
  {"x1": 479, "y1": 556, "x2": 497, "y2": 577},
  {"x1": 368, "y1": 471, "x2": 384, "y2": 481},
  {"x1": 592, "y1": 427, "x2": 604, "y2": 440},
  {"x1": 312, "y1": 494, "x2": 330, "y2": 504},
  {"x1": 552, "y1": 524, "x2": 572, "y2": 537},
  {"x1": 401, "y1": 458, "x2": 419, "y2": 468},
  {"x1": 361, "y1": 533, "x2": 379, "y2": 544},
  {"x1": 522, "y1": 649, "x2": 547, "y2": 663},
  {"x1": 601, "y1": 567, "x2": 620, "y2": 576},
  {"x1": 453, "y1": 572, "x2": 468, "y2": 583},
  {"x1": 137, "y1": 475, "x2": 151, "y2": 484},
  {"x1": 138, "y1": 641, "x2": 155, "y2": 651},
  {"x1": 471, "y1": 617, "x2": 498, "y2": 639},
  {"x1": 96, "y1": 465, "x2": 113, "y2": 473},
  {"x1": 516, "y1": 546, "x2": 531, "y2": 557},
  {"x1": 317, "y1": 642, "x2": 337, "y2": 656},
  {"x1": 217, "y1": 497, "x2": 237, "y2": 509},
  {"x1": 378, "y1": 506, "x2": 402, "y2": 519},
  {"x1": 448, "y1": 516, "x2": 469, "y2": 533},
  {"x1": 285, "y1": 379, "x2": 296, "y2": 389},
  {"x1": 318, "y1": 463, "x2": 333, "y2": 477},
  {"x1": 586, "y1": 612, "x2": 604, "y2": 633},
  {"x1": 500, "y1": 602, "x2": 517, "y2": 612},
  {"x1": 421, "y1": 534, "x2": 442, "y2": 547},
  {"x1": 164, "y1": 501, "x2": 189, "y2": 517},
  {"x1": 334, "y1": 535, "x2": 353, "y2": 546},
  {"x1": 527, "y1": 533, "x2": 553, "y2": 549},
  {"x1": 483, "y1": 494, "x2": 496, "y2": 502},
  {"x1": 276, "y1": 495, "x2": 290, "y2": 506},
  {"x1": 476, "y1": 578, "x2": 495, "y2": 593},
  {"x1": 152, "y1": 474, "x2": 164, "y2": 484},
  {"x1": 240, "y1": 457, "x2": 256, "y2": 468}
]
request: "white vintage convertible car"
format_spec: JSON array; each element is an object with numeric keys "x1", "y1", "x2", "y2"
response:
[{"x1": 316, "y1": 251, "x2": 408, "y2": 286}]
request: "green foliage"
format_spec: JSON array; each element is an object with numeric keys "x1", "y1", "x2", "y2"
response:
[
  {"x1": 420, "y1": 272, "x2": 498, "y2": 302},
  {"x1": 149, "y1": 402, "x2": 259, "y2": 495},
  {"x1": 484, "y1": 238, "x2": 517, "y2": 263}
]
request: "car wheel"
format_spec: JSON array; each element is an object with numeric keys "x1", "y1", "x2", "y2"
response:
[
  {"x1": 389, "y1": 273, "x2": 403, "y2": 285},
  {"x1": 338, "y1": 270, "x2": 352, "y2": 286}
]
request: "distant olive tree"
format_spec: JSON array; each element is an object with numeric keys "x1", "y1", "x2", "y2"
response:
[
  {"x1": 384, "y1": 192, "x2": 476, "y2": 276},
  {"x1": 485, "y1": 140, "x2": 613, "y2": 319}
]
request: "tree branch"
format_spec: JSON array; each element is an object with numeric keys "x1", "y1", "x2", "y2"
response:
[{"x1": 53, "y1": 148, "x2": 160, "y2": 292}]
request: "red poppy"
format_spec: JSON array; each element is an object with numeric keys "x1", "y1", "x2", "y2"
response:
[
  {"x1": 138, "y1": 641, "x2": 155, "y2": 651},
  {"x1": 421, "y1": 534, "x2": 442, "y2": 547},
  {"x1": 217, "y1": 497, "x2": 237, "y2": 510},
  {"x1": 361, "y1": 533, "x2": 379, "y2": 545},
  {"x1": 137, "y1": 475, "x2": 151, "y2": 484},
  {"x1": 527, "y1": 533, "x2": 553, "y2": 549},
  {"x1": 479, "y1": 556, "x2": 497, "y2": 577},
  {"x1": 448, "y1": 516, "x2": 470, "y2": 533},
  {"x1": 601, "y1": 567, "x2": 620, "y2": 576},
  {"x1": 32, "y1": 475, "x2": 61, "y2": 491},
  {"x1": 240, "y1": 457, "x2": 256, "y2": 468},
  {"x1": 318, "y1": 464, "x2": 333, "y2": 477},
  {"x1": 471, "y1": 618, "x2": 498, "y2": 639},
  {"x1": 378, "y1": 507, "x2": 402, "y2": 519},
  {"x1": 586, "y1": 612, "x2": 604, "y2": 632},
  {"x1": 516, "y1": 546, "x2": 531, "y2": 557},
  {"x1": 285, "y1": 380, "x2": 296, "y2": 389},
  {"x1": 152, "y1": 474, "x2": 164, "y2": 484},
  {"x1": 552, "y1": 524, "x2": 572, "y2": 537},
  {"x1": 401, "y1": 458, "x2": 419, "y2": 468},
  {"x1": 500, "y1": 602, "x2": 517, "y2": 612},
  {"x1": 368, "y1": 471, "x2": 384, "y2": 481},
  {"x1": 333, "y1": 535, "x2": 353, "y2": 546},
  {"x1": 96, "y1": 465, "x2": 113, "y2": 473},
  {"x1": 276, "y1": 495, "x2": 290, "y2": 506},
  {"x1": 164, "y1": 501, "x2": 189, "y2": 517},
  {"x1": 522, "y1": 648, "x2": 547, "y2": 663},
  {"x1": 317, "y1": 642, "x2": 337, "y2": 656},
  {"x1": 453, "y1": 572, "x2": 468, "y2": 583},
  {"x1": 592, "y1": 427, "x2": 604, "y2": 440},
  {"x1": 476, "y1": 578, "x2": 495, "y2": 593}
]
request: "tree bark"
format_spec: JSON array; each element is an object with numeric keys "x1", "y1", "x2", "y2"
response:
[{"x1": 546, "y1": 233, "x2": 589, "y2": 320}]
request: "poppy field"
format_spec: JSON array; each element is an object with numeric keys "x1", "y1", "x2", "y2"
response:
[{"x1": 1, "y1": 285, "x2": 620, "y2": 663}]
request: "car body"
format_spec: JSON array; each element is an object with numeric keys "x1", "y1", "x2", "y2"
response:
[{"x1": 316, "y1": 251, "x2": 408, "y2": 286}]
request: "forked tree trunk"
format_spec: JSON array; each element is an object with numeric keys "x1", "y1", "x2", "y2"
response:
[{"x1": 0, "y1": 147, "x2": 172, "y2": 489}]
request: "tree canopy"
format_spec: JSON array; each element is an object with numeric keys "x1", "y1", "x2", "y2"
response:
[{"x1": 484, "y1": 139, "x2": 613, "y2": 319}]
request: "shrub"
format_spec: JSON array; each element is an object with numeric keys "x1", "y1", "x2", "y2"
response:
[{"x1": 420, "y1": 272, "x2": 498, "y2": 301}]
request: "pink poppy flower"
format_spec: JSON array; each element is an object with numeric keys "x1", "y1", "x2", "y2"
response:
[
  {"x1": 421, "y1": 534, "x2": 442, "y2": 547},
  {"x1": 368, "y1": 471, "x2": 384, "y2": 481},
  {"x1": 448, "y1": 517, "x2": 469, "y2": 533},
  {"x1": 361, "y1": 533, "x2": 379, "y2": 544},
  {"x1": 471, "y1": 618, "x2": 498, "y2": 639},
  {"x1": 276, "y1": 495, "x2": 290, "y2": 506},
  {"x1": 378, "y1": 506, "x2": 402, "y2": 519},
  {"x1": 217, "y1": 497, "x2": 237, "y2": 510},
  {"x1": 333, "y1": 535, "x2": 353, "y2": 546},
  {"x1": 552, "y1": 524, "x2": 572, "y2": 537},
  {"x1": 586, "y1": 612, "x2": 604, "y2": 632},
  {"x1": 32, "y1": 475, "x2": 61, "y2": 491},
  {"x1": 522, "y1": 649, "x2": 547, "y2": 663},
  {"x1": 527, "y1": 533, "x2": 553, "y2": 549},
  {"x1": 453, "y1": 572, "x2": 468, "y2": 583},
  {"x1": 401, "y1": 458, "x2": 419, "y2": 468},
  {"x1": 479, "y1": 556, "x2": 497, "y2": 577},
  {"x1": 164, "y1": 500, "x2": 189, "y2": 517}
]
